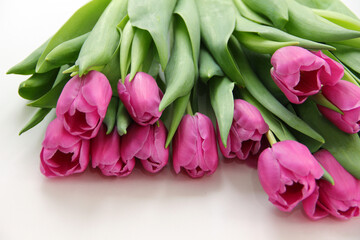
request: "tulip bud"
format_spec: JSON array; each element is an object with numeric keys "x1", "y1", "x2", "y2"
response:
[
  {"x1": 56, "y1": 70, "x2": 112, "y2": 139},
  {"x1": 40, "y1": 118, "x2": 90, "y2": 177},
  {"x1": 121, "y1": 120, "x2": 168, "y2": 173},
  {"x1": 258, "y1": 140, "x2": 323, "y2": 212},
  {"x1": 118, "y1": 72, "x2": 163, "y2": 126},
  {"x1": 173, "y1": 113, "x2": 218, "y2": 178},
  {"x1": 91, "y1": 125, "x2": 135, "y2": 177},
  {"x1": 218, "y1": 99, "x2": 269, "y2": 160},
  {"x1": 317, "y1": 80, "x2": 360, "y2": 134},
  {"x1": 271, "y1": 46, "x2": 343, "y2": 104},
  {"x1": 303, "y1": 150, "x2": 360, "y2": 220}
]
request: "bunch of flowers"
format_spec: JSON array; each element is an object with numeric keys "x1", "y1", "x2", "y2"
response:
[{"x1": 7, "y1": 0, "x2": 360, "y2": 220}]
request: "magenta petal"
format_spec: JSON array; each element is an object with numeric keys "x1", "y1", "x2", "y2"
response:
[
  {"x1": 303, "y1": 186, "x2": 329, "y2": 220},
  {"x1": 42, "y1": 118, "x2": 80, "y2": 149},
  {"x1": 173, "y1": 115, "x2": 198, "y2": 173},
  {"x1": 258, "y1": 148, "x2": 281, "y2": 196},
  {"x1": 40, "y1": 120, "x2": 89, "y2": 178},
  {"x1": 274, "y1": 141, "x2": 323, "y2": 178},
  {"x1": 141, "y1": 121, "x2": 169, "y2": 173},
  {"x1": 271, "y1": 46, "x2": 324, "y2": 75},
  {"x1": 56, "y1": 75, "x2": 82, "y2": 116},
  {"x1": 118, "y1": 72, "x2": 163, "y2": 126},
  {"x1": 314, "y1": 51, "x2": 344, "y2": 86},
  {"x1": 56, "y1": 71, "x2": 111, "y2": 138},
  {"x1": 197, "y1": 113, "x2": 218, "y2": 174},
  {"x1": 173, "y1": 113, "x2": 218, "y2": 178},
  {"x1": 121, "y1": 123, "x2": 150, "y2": 161},
  {"x1": 270, "y1": 46, "x2": 343, "y2": 104}
]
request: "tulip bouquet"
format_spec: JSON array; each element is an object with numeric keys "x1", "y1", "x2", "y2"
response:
[{"x1": 7, "y1": 0, "x2": 360, "y2": 220}]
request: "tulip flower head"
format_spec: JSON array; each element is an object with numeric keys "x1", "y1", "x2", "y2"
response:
[
  {"x1": 121, "y1": 121, "x2": 168, "y2": 173},
  {"x1": 258, "y1": 140, "x2": 323, "y2": 212},
  {"x1": 271, "y1": 46, "x2": 343, "y2": 104},
  {"x1": 118, "y1": 72, "x2": 163, "y2": 126},
  {"x1": 218, "y1": 99, "x2": 269, "y2": 160},
  {"x1": 173, "y1": 113, "x2": 218, "y2": 178},
  {"x1": 40, "y1": 118, "x2": 90, "y2": 177},
  {"x1": 56, "y1": 71, "x2": 112, "y2": 139},
  {"x1": 91, "y1": 125, "x2": 135, "y2": 177},
  {"x1": 318, "y1": 80, "x2": 360, "y2": 134},
  {"x1": 303, "y1": 150, "x2": 360, "y2": 220}
]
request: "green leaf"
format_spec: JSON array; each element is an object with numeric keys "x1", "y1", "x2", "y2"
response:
[
  {"x1": 19, "y1": 108, "x2": 52, "y2": 135},
  {"x1": 102, "y1": 48, "x2": 121, "y2": 96},
  {"x1": 196, "y1": 0, "x2": 244, "y2": 86},
  {"x1": 295, "y1": 0, "x2": 358, "y2": 19},
  {"x1": 77, "y1": 0, "x2": 128, "y2": 76},
  {"x1": 27, "y1": 68, "x2": 71, "y2": 108},
  {"x1": 295, "y1": 100, "x2": 360, "y2": 179},
  {"x1": 312, "y1": 9, "x2": 360, "y2": 31},
  {"x1": 36, "y1": 0, "x2": 111, "y2": 73},
  {"x1": 243, "y1": 49, "x2": 289, "y2": 105},
  {"x1": 159, "y1": 18, "x2": 195, "y2": 111},
  {"x1": 129, "y1": 28, "x2": 152, "y2": 81},
  {"x1": 128, "y1": 0, "x2": 177, "y2": 70},
  {"x1": 104, "y1": 97, "x2": 118, "y2": 134},
  {"x1": 173, "y1": 0, "x2": 201, "y2": 75},
  {"x1": 120, "y1": 20, "x2": 134, "y2": 82},
  {"x1": 229, "y1": 38, "x2": 325, "y2": 144},
  {"x1": 233, "y1": 0, "x2": 272, "y2": 26},
  {"x1": 285, "y1": 0, "x2": 360, "y2": 42},
  {"x1": 241, "y1": 88, "x2": 297, "y2": 142},
  {"x1": 116, "y1": 100, "x2": 131, "y2": 136},
  {"x1": 234, "y1": 13, "x2": 335, "y2": 51},
  {"x1": 242, "y1": 0, "x2": 289, "y2": 29},
  {"x1": 45, "y1": 33, "x2": 89, "y2": 67},
  {"x1": 7, "y1": 38, "x2": 50, "y2": 75},
  {"x1": 199, "y1": 48, "x2": 224, "y2": 83},
  {"x1": 330, "y1": 43, "x2": 360, "y2": 74},
  {"x1": 18, "y1": 69, "x2": 59, "y2": 100},
  {"x1": 165, "y1": 93, "x2": 190, "y2": 148},
  {"x1": 234, "y1": 32, "x2": 299, "y2": 54},
  {"x1": 209, "y1": 77, "x2": 234, "y2": 147}
]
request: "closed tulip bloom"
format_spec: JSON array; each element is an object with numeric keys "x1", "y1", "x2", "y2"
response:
[
  {"x1": 40, "y1": 118, "x2": 90, "y2": 177},
  {"x1": 218, "y1": 99, "x2": 269, "y2": 160},
  {"x1": 258, "y1": 140, "x2": 323, "y2": 212},
  {"x1": 118, "y1": 72, "x2": 163, "y2": 126},
  {"x1": 173, "y1": 113, "x2": 218, "y2": 178},
  {"x1": 271, "y1": 46, "x2": 343, "y2": 104},
  {"x1": 121, "y1": 120, "x2": 168, "y2": 173},
  {"x1": 91, "y1": 125, "x2": 135, "y2": 177},
  {"x1": 56, "y1": 70, "x2": 112, "y2": 139},
  {"x1": 318, "y1": 80, "x2": 360, "y2": 134},
  {"x1": 303, "y1": 150, "x2": 360, "y2": 220}
]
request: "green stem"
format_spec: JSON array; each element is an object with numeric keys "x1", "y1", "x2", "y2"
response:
[
  {"x1": 266, "y1": 130, "x2": 277, "y2": 147},
  {"x1": 186, "y1": 102, "x2": 194, "y2": 116}
]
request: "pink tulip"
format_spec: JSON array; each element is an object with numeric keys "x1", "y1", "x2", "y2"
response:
[
  {"x1": 258, "y1": 140, "x2": 323, "y2": 212},
  {"x1": 91, "y1": 125, "x2": 135, "y2": 177},
  {"x1": 40, "y1": 118, "x2": 90, "y2": 177},
  {"x1": 317, "y1": 80, "x2": 360, "y2": 134},
  {"x1": 303, "y1": 150, "x2": 360, "y2": 220},
  {"x1": 218, "y1": 99, "x2": 269, "y2": 160},
  {"x1": 173, "y1": 113, "x2": 218, "y2": 178},
  {"x1": 118, "y1": 72, "x2": 163, "y2": 126},
  {"x1": 56, "y1": 71, "x2": 112, "y2": 139},
  {"x1": 121, "y1": 120, "x2": 168, "y2": 173},
  {"x1": 271, "y1": 46, "x2": 343, "y2": 104}
]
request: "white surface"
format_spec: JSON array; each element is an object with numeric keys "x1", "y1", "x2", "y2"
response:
[{"x1": 1, "y1": 1, "x2": 360, "y2": 239}]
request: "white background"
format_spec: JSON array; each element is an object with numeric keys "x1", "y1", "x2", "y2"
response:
[{"x1": 1, "y1": 0, "x2": 360, "y2": 239}]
